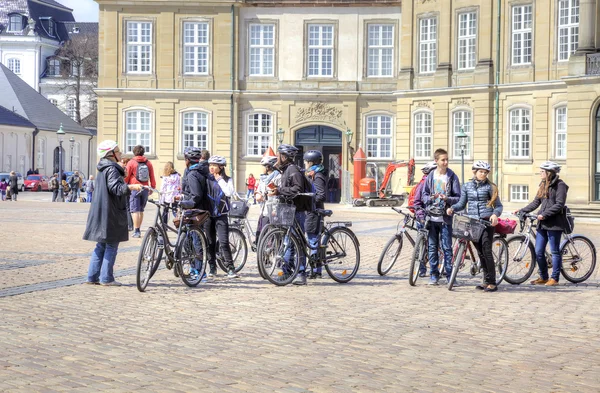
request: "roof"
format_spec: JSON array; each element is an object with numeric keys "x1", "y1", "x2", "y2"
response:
[
  {"x1": 62, "y1": 21, "x2": 98, "y2": 37},
  {"x1": 81, "y1": 110, "x2": 97, "y2": 130},
  {"x1": 0, "y1": 105, "x2": 35, "y2": 128},
  {"x1": 0, "y1": 0, "x2": 75, "y2": 41},
  {"x1": 0, "y1": 63, "x2": 91, "y2": 135}
]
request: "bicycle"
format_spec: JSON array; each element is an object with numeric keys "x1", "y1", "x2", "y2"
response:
[
  {"x1": 447, "y1": 214, "x2": 509, "y2": 291},
  {"x1": 257, "y1": 194, "x2": 361, "y2": 286},
  {"x1": 377, "y1": 207, "x2": 418, "y2": 276},
  {"x1": 408, "y1": 208, "x2": 446, "y2": 286},
  {"x1": 503, "y1": 213, "x2": 597, "y2": 284},
  {"x1": 135, "y1": 187, "x2": 209, "y2": 292}
]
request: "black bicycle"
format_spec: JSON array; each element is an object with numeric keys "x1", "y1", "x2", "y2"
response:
[{"x1": 377, "y1": 207, "x2": 418, "y2": 276}]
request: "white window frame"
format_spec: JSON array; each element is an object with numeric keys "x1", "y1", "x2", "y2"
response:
[
  {"x1": 246, "y1": 112, "x2": 274, "y2": 157},
  {"x1": 558, "y1": 0, "x2": 579, "y2": 61},
  {"x1": 183, "y1": 21, "x2": 210, "y2": 75},
  {"x1": 73, "y1": 142, "x2": 81, "y2": 171},
  {"x1": 124, "y1": 109, "x2": 153, "y2": 154},
  {"x1": 7, "y1": 58, "x2": 21, "y2": 75},
  {"x1": 512, "y1": 5, "x2": 533, "y2": 65},
  {"x1": 555, "y1": 106, "x2": 567, "y2": 159},
  {"x1": 181, "y1": 110, "x2": 210, "y2": 152},
  {"x1": 367, "y1": 24, "x2": 394, "y2": 77},
  {"x1": 48, "y1": 59, "x2": 60, "y2": 76},
  {"x1": 49, "y1": 98, "x2": 58, "y2": 106},
  {"x1": 451, "y1": 110, "x2": 473, "y2": 160},
  {"x1": 37, "y1": 138, "x2": 45, "y2": 169},
  {"x1": 71, "y1": 63, "x2": 80, "y2": 77},
  {"x1": 8, "y1": 15, "x2": 22, "y2": 32},
  {"x1": 413, "y1": 111, "x2": 433, "y2": 159},
  {"x1": 419, "y1": 17, "x2": 437, "y2": 74},
  {"x1": 248, "y1": 23, "x2": 275, "y2": 77},
  {"x1": 509, "y1": 107, "x2": 531, "y2": 159},
  {"x1": 510, "y1": 184, "x2": 530, "y2": 202},
  {"x1": 126, "y1": 21, "x2": 153, "y2": 74},
  {"x1": 307, "y1": 24, "x2": 334, "y2": 77},
  {"x1": 48, "y1": 19, "x2": 55, "y2": 37},
  {"x1": 457, "y1": 12, "x2": 477, "y2": 70},
  {"x1": 67, "y1": 99, "x2": 77, "y2": 121},
  {"x1": 365, "y1": 114, "x2": 394, "y2": 159}
]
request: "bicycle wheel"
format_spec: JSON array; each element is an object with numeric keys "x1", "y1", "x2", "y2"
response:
[
  {"x1": 136, "y1": 227, "x2": 161, "y2": 292},
  {"x1": 175, "y1": 228, "x2": 208, "y2": 287},
  {"x1": 256, "y1": 224, "x2": 278, "y2": 279},
  {"x1": 492, "y1": 236, "x2": 509, "y2": 285},
  {"x1": 448, "y1": 241, "x2": 466, "y2": 290},
  {"x1": 560, "y1": 235, "x2": 597, "y2": 283},
  {"x1": 257, "y1": 227, "x2": 302, "y2": 286},
  {"x1": 216, "y1": 227, "x2": 248, "y2": 273},
  {"x1": 377, "y1": 234, "x2": 404, "y2": 276},
  {"x1": 504, "y1": 235, "x2": 536, "y2": 285},
  {"x1": 408, "y1": 235, "x2": 426, "y2": 286},
  {"x1": 324, "y1": 227, "x2": 360, "y2": 283}
]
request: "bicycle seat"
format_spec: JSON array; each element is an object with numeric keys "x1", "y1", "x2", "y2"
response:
[
  {"x1": 183, "y1": 209, "x2": 208, "y2": 217},
  {"x1": 316, "y1": 209, "x2": 333, "y2": 217}
]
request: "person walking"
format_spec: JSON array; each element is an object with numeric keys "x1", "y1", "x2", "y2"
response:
[
  {"x1": 83, "y1": 140, "x2": 142, "y2": 286},
  {"x1": 61, "y1": 174, "x2": 70, "y2": 203},
  {"x1": 304, "y1": 150, "x2": 327, "y2": 279},
  {"x1": 159, "y1": 161, "x2": 181, "y2": 222},
  {"x1": 327, "y1": 173, "x2": 338, "y2": 203},
  {"x1": 246, "y1": 174, "x2": 256, "y2": 204},
  {"x1": 0, "y1": 178, "x2": 7, "y2": 201},
  {"x1": 8, "y1": 171, "x2": 18, "y2": 201},
  {"x1": 26, "y1": 168, "x2": 33, "y2": 176},
  {"x1": 516, "y1": 162, "x2": 569, "y2": 287},
  {"x1": 125, "y1": 145, "x2": 156, "y2": 238},
  {"x1": 68, "y1": 171, "x2": 81, "y2": 202},
  {"x1": 85, "y1": 175, "x2": 95, "y2": 203},
  {"x1": 48, "y1": 173, "x2": 60, "y2": 202}
]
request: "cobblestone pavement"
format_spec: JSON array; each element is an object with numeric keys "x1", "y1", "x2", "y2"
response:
[{"x1": 1, "y1": 194, "x2": 600, "y2": 392}]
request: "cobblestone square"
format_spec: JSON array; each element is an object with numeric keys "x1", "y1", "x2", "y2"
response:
[{"x1": 1, "y1": 195, "x2": 600, "y2": 392}]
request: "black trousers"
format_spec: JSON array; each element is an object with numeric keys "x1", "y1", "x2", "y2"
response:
[
  {"x1": 204, "y1": 215, "x2": 234, "y2": 271},
  {"x1": 52, "y1": 189, "x2": 59, "y2": 202},
  {"x1": 474, "y1": 225, "x2": 496, "y2": 285}
]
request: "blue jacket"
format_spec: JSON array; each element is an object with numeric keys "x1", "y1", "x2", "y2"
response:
[
  {"x1": 451, "y1": 178, "x2": 503, "y2": 220},
  {"x1": 421, "y1": 168, "x2": 461, "y2": 225}
]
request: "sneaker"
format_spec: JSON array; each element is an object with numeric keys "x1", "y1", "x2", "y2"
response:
[
  {"x1": 132, "y1": 231, "x2": 141, "y2": 239},
  {"x1": 530, "y1": 277, "x2": 548, "y2": 285},
  {"x1": 227, "y1": 269, "x2": 240, "y2": 279},
  {"x1": 545, "y1": 278, "x2": 559, "y2": 286},
  {"x1": 484, "y1": 285, "x2": 498, "y2": 292},
  {"x1": 100, "y1": 281, "x2": 122, "y2": 287},
  {"x1": 475, "y1": 285, "x2": 485, "y2": 291},
  {"x1": 428, "y1": 276, "x2": 439, "y2": 286},
  {"x1": 208, "y1": 266, "x2": 217, "y2": 278},
  {"x1": 201, "y1": 273, "x2": 208, "y2": 283},
  {"x1": 418, "y1": 272, "x2": 426, "y2": 278},
  {"x1": 308, "y1": 271, "x2": 322, "y2": 280},
  {"x1": 293, "y1": 272, "x2": 307, "y2": 286}
]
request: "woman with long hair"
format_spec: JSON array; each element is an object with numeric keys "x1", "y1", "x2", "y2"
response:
[{"x1": 159, "y1": 161, "x2": 181, "y2": 222}]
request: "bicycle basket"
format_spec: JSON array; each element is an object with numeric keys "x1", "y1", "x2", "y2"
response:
[
  {"x1": 267, "y1": 203, "x2": 296, "y2": 226},
  {"x1": 452, "y1": 215, "x2": 486, "y2": 241},
  {"x1": 229, "y1": 200, "x2": 249, "y2": 218}
]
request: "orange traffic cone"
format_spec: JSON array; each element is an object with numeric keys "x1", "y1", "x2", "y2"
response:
[{"x1": 263, "y1": 147, "x2": 276, "y2": 157}]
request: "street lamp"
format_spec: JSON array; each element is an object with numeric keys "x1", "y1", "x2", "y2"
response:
[
  {"x1": 345, "y1": 128, "x2": 354, "y2": 163},
  {"x1": 276, "y1": 127, "x2": 285, "y2": 145},
  {"x1": 56, "y1": 124, "x2": 65, "y2": 202},
  {"x1": 69, "y1": 136, "x2": 75, "y2": 171},
  {"x1": 456, "y1": 126, "x2": 469, "y2": 183}
]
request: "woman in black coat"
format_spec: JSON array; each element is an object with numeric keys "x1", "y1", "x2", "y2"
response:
[
  {"x1": 83, "y1": 141, "x2": 142, "y2": 286},
  {"x1": 8, "y1": 171, "x2": 18, "y2": 201}
]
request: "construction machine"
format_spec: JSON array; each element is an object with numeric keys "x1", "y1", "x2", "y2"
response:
[{"x1": 353, "y1": 159, "x2": 415, "y2": 207}]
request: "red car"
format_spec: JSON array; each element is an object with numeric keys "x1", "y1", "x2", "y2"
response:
[{"x1": 24, "y1": 175, "x2": 49, "y2": 191}]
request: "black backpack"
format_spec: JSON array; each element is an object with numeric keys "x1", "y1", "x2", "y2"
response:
[
  {"x1": 206, "y1": 177, "x2": 229, "y2": 217},
  {"x1": 136, "y1": 161, "x2": 150, "y2": 182}
]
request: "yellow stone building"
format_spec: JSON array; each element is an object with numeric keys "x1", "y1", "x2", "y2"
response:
[{"x1": 96, "y1": 0, "x2": 600, "y2": 213}]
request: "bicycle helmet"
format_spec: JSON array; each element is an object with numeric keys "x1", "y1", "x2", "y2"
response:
[
  {"x1": 421, "y1": 161, "x2": 437, "y2": 174},
  {"x1": 184, "y1": 147, "x2": 202, "y2": 162},
  {"x1": 97, "y1": 140, "x2": 118, "y2": 159},
  {"x1": 277, "y1": 144, "x2": 299, "y2": 158},
  {"x1": 303, "y1": 150, "x2": 323, "y2": 164},
  {"x1": 472, "y1": 160, "x2": 491, "y2": 172},
  {"x1": 540, "y1": 161, "x2": 561, "y2": 173},
  {"x1": 208, "y1": 155, "x2": 227, "y2": 166},
  {"x1": 260, "y1": 155, "x2": 278, "y2": 167}
]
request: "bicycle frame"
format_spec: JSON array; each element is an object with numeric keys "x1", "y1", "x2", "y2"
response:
[{"x1": 148, "y1": 200, "x2": 185, "y2": 265}]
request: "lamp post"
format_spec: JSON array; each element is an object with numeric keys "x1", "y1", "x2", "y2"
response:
[
  {"x1": 345, "y1": 128, "x2": 354, "y2": 163},
  {"x1": 69, "y1": 136, "x2": 75, "y2": 171},
  {"x1": 456, "y1": 126, "x2": 469, "y2": 183},
  {"x1": 56, "y1": 124, "x2": 65, "y2": 202},
  {"x1": 276, "y1": 127, "x2": 285, "y2": 145}
]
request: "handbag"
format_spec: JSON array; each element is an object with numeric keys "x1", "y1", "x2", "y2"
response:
[
  {"x1": 563, "y1": 205, "x2": 575, "y2": 234},
  {"x1": 495, "y1": 218, "x2": 517, "y2": 235},
  {"x1": 173, "y1": 209, "x2": 210, "y2": 228}
]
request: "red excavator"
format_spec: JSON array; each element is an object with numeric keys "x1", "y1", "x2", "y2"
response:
[{"x1": 354, "y1": 159, "x2": 416, "y2": 207}]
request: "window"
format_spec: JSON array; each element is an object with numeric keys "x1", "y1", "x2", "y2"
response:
[
  {"x1": 71, "y1": 63, "x2": 80, "y2": 77},
  {"x1": 366, "y1": 115, "x2": 392, "y2": 159},
  {"x1": 182, "y1": 112, "x2": 209, "y2": 151},
  {"x1": 37, "y1": 139, "x2": 45, "y2": 169},
  {"x1": 307, "y1": 24, "x2": 334, "y2": 77},
  {"x1": 246, "y1": 113, "x2": 272, "y2": 156},
  {"x1": 458, "y1": 12, "x2": 477, "y2": 70},
  {"x1": 512, "y1": 5, "x2": 533, "y2": 65},
  {"x1": 414, "y1": 112, "x2": 433, "y2": 159},
  {"x1": 452, "y1": 111, "x2": 472, "y2": 159},
  {"x1": 8, "y1": 15, "x2": 22, "y2": 32},
  {"x1": 126, "y1": 21, "x2": 152, "y2": 73},
  {"x1": 48, "y1": 59, "x2": 61, "y2": 76},
  {"x1": 7, "y1": 58, "x2": 20, "y2": 75},
  {"x1": 555, "y1": 106, "x2": 567, "y2": 159},
  {"x1": 48, "y1": 19, "x2": 54, "y2": 37},
  {"x1": 510, "y1": 185, "x2": 529, "y2": 202},
  {"x1": 419, "y1": 18, "x2": 437, "y2": 73},
  {"x1": 367, "y1": 24, "x2": 394, "y2": 77},
  {"x1": 49, "y1": 98, "x2": 58, "y2": 106},
  {"x1": 183, "y1": 22, "x2": 209, "y2": 75},
  {"x1": 73, "y1": 142, "x2": 80, "y2": 171},
  {"x1": 509, "y1": 108, "x2": 531, "y2": 158},
  {"x1": 558, "y1": 0, "x2": 579, "y2": 61},
  {"x1": 90, "y1": 101, "x2": 97, "y2": 113},
  {"x1": 249, "y1": 24, "x2": 275, "y2": 76},
  {"x1": 125, "y1": 111, "x2": 152, "y2": 154},
  {"x1": 67, "y1": 99, "x2": 77, "y2": 121}
]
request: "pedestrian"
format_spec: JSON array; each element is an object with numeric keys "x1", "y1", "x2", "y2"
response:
[
  {"x1": 85, "y1": 175, "x2": 95, "y2": 203},
  {"x1": 61, "y1": 174, "x2": 70, "y2": 202},
  {"x1": 120, "y1": 158, "x2": 134, "y2": 231},
  {"x1": 8, "y1": 171, "x2": 18, "y2": 201},
  {"x1": 254, "y1": 155, "x2": 281, "y2": 242},
  {"x1": 48, "y1": 173, "x2": 60, "y2": 202},
  {"x1": 515, "y1": 162, "x2": 569, "y2": 287},
  {"x1": 0, "y1": 178, "x2": 7, "y2": 201},
  {"x1": 410, "y1": 161, "x2": 437, "y2": 277},
  {"x1": 421, "y1": 148, "x2": 461, "y2": 285},
  {"x1": 304, "y1": 150, "x2": 327, "y2": 279},
  {"x1": 327, "y1": 173, "x2": 338, "y2": 203},
  {"x1": 125, "y1": 145, "x2": 156, "y2": 238},
  {"x1": 34, "y1": 168, "x2": 39, "y2": 175},
  {"x1": 447, "y1": 161, "x2": 503, "y2": 292},
  {"x1": 68, "y1": 171, "x2": 81, "y2": 202},
  {"x1": 159, "y1": 161, "x2": 181, "y2": 222},
  {"x1": 26, "y1": 168, "x2": 33, "y2": 176},
  {"x1": 246, "y1": 174, "x2": 256, "y2": 204},
  {"x1": 83, "y1": 140, "x2": 142, "y2": 286}
]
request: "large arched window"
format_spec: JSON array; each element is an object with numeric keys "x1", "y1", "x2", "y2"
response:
[
  {"x1": 508, "y1": 107, "x2": 531, "y2": 159},
  {"x1": 182, "y1": 111, "x2": 209, "y2": 151},
  {"x1": 365, "y1": 114, "x2": 393, "y2": 159},
  {"x1": 413, "y1": 111, "x2": 433, "y2": 159},
  {"x1": 452, "y1": 110, "x2": 472, "y2": 159},
  {"x1": 125, "y1": 110, "x2": 152, "y2": 154}
]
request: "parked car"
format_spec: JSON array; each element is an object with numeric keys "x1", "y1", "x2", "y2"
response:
[
  {"x1": 24, "y1": 175, "x2": 49, "y2": 191},
  {"x1": 0, "y1": 172, "x2": 24, "y2": 192}
]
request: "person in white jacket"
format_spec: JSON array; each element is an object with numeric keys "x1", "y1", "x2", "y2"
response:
[{"x1": 255, "y1": 155, "x2": 281, "y2": 241}]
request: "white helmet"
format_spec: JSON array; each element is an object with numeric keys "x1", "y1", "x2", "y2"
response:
[
  {"x1": 97, "y1": 140, "x2": 118, "y2": 159},
  {"x1": 208, "y1": 155, "x2": 227, "y2": 166},
  {"x1": 472, "y1": 160, "x2": 491, "y2": 172},
  {"x1": 260, "y1": 156, "x2": 277, "y2": 167},
  {"x1": 540, "y1": 161, "x2": 561, "y2": 173},
  {"x1": 421, "y1": 161, "x2": 437, "y2": 174}
]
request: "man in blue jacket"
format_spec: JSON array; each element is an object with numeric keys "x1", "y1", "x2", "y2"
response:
[{"x1": 421, "y1": 148, "x2": 461, "y2": 285}]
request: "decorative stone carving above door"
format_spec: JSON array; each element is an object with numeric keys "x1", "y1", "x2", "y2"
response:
[{"x1": 294, "y1": 103, "x2": 344, "y2": 127}]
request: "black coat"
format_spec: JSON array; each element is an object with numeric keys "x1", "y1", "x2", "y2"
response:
[
  {"x1": 278, "y1": 163, "x2": 312, "y2": 212},
  {"x1": 8, "y1": 175, "x2": 18, "y2": 193},
  {"x1": 182, "y1": 164, "x2": 208, "y2": 210},
  {"x1": 83, "y1": 159, "x2": 131, "y2": 243},
  {"x1": 521, "y1": 176, "x2": 569, "y2": 231},
  {"x1": 306, "y1": 170, "x2": 327, "y2": 234}
]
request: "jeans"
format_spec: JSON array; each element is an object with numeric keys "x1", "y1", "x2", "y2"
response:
[
  {"x1": 328, "y1": 191, "x2": 336, "y2": 203},
  {"x1": 52, "y1": 189, "x2": 58, "y2": 202},
  {"x1": 204, "y1": 215, "x2": 234, "y2": 271},
  {"x1": 1, "y1": 190, "x2": 5, "y2": 201},
  {"x1": 474, "y1": 226, "x2": 496, "y2": 285},
  {"x1": 284, "y1": 211, "x2": 307, "y2": 273},
  {"x1": 246, "y1": 189, "x2": 255, "y2": 203},
  {"x1": 428, "y1": 221, "x2": 453, "y2": 280},
  {"x1": 535, "y1": 228, "x2": 563, "y2": 281},
  {"x1": 87, "y1": 191, "x2": 93, "y2": 203},
  {"x1": 306, "y1": 214, "x2": 322, "y2": 274},
  {"x1": 87, "y1": 242, "x2": 119, "y2": 283}
]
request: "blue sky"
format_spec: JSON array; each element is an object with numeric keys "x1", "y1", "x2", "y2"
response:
[{"x1": 60, "y1": 0, "x2": 99, "y2": 22}]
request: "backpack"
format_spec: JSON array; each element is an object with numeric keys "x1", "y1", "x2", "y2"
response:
[
  {"x1": 407, "y1": 180, "x2": 424, "y2": 213},
  {"x1": 563, "y1": 205, "x2": 575, "y2": 234},
  {"x1": 49, "y1": 177, "x2": 58, "y2": 190},
  {"x1": 206, "y1": 177, "x2": 229, "y2": 217},
  {"x1": 136, "y1": 161, "x2": 150, "y2": 183}
]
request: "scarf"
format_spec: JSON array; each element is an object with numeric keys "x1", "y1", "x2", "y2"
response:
[{"x1": 306, "y1": 164, "x2": 324, "y2": 178}]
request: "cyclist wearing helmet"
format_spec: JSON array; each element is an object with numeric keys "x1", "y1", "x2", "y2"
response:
[
  {"x1": 255, "y1": 155, "x2": 281, "y2": 240},
  {"x1": 409, "y1": 161, "x2": 437, "y2": 277},
  {"x1": 448, "y1": 160, "x2": 503, "y2": 292},
  {"x1": 515, "y1": 161, "x2": 569, "y2": 287},
  {"x1": 303, "y1": 150, "x2": 327, "y2": 279}
]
